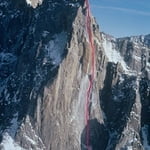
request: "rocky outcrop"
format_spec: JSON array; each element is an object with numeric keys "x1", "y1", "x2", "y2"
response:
[
  {"x1": 0, "y1": 0, "x2": 150, "y2": 150},
  {"x1": 100, "y1": 33, "x2": 150, "y2": 150}
]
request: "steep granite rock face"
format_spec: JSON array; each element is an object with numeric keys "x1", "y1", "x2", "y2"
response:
[
  {"x1": 0, "y1": 0, "x2": 150, "y2": 150},
  {"x1": 0, "y1": 0, "x2": 87, "y2": 149},
  {"x1": 0, "y1": 0, "x2": 106, "y2": 149}
]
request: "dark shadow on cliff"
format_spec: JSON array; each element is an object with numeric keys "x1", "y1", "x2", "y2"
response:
[
  {"x1": 99, "y1": 62, "x2": 136, "y2": 148},
  {"x1": 80, "y1": 118, "x2": 109, "y2": 150},
  {"x1": 139, "y1": 77, "x2": 150, "y2": 145}
]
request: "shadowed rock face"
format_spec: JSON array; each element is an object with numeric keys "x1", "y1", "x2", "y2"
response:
[
  {"x1": 0, "y1": 0, "x2": 150, "y2": 150},
  {"x1": 81, "y1": 119, "x2": 109, "y2": 150}
]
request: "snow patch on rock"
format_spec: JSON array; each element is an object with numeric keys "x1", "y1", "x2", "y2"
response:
[
  {"x1": 6, "y1": 113, "x2": 19, "y2": 138},
  {"x1": 71, "y1": 74, "x2": 89, "y2": 123},
  {"x1": 101, "y1": 33, "x2": 137, "y2": 75},
  {"x1": 44, "y1": 32, "x2": 67, "y2": 66},
  {"x1": 18, "y1": 115, "x2": 46, "y2": 149},
  {"x1": 26, "y1": 0, "x2": 43, "y2": 8},
  {"x1": 26, "y1": 0, "x2": 32, "y2": 6},
  {"x1": 0, "y1": 133, "x2": 25, "y2": 150}
]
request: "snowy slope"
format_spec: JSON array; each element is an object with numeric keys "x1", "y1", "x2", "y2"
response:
[
  {"x1": 101, "y1": 33, "x2": 137, "y2": 75},
  {"x1": 0, "y1": 133, "x2": 24, "y2": 150}
]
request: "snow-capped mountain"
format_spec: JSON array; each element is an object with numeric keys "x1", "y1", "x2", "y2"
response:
[{"x1": 0, "y1": 0, "x2": 150, "y2": 150}]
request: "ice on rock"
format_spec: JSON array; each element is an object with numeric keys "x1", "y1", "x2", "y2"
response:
[{"x1": 44, "y1": 32, "x2": 67, "y2": 66}]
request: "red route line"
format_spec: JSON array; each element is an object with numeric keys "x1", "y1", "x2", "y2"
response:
[{"x1": 84, "y1": 0, "x2": 95, "y2": 150}]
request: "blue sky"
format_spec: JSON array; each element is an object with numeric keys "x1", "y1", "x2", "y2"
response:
[{"x1": 89, "y1": 0, "x2": 150, "y2": 37}]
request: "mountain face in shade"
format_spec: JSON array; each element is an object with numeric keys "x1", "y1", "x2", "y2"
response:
[{"x1": 0, "y1": 0, "x2": 150, "y2": 150}]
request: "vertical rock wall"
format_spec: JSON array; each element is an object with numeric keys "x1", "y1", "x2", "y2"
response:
[{"x1": 0, "y1": 0, "x2": 150, "y2": 150}]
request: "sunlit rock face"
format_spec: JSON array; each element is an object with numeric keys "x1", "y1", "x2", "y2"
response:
[{"x1": 0, "y1": 0, "x2": 150, "y2": 150}]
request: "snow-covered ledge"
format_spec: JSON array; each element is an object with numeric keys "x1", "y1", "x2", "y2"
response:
[{"x1": 26, "y1": 0, "x2": 43, "y2": 8}]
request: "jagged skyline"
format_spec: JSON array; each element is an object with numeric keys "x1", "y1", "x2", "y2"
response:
[{"x1": 90, "y1": 0, "x2": 150, "y2": 37}]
